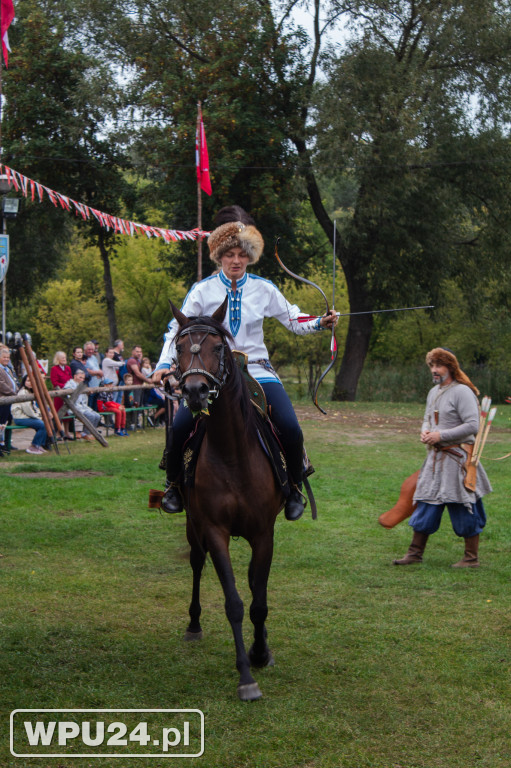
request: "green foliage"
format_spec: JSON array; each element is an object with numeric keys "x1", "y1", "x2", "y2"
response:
[{"x1": 33, "y1": 278, "x2": 106, "y2": 355}]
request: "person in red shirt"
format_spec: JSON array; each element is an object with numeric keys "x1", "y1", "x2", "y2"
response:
[{"x1": 50, "y1": 351, "x2": 73, "y2": 439}]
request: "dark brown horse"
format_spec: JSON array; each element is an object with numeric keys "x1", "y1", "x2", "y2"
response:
[{"x1": 170, "y1": 297, "x2": 284, "y2": 701}]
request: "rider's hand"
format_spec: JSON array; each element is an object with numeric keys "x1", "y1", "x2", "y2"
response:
[
  {"x1": 320, "y1": 310, "x2": 338, "y2": 329},
  {"x1": 152, "y1": 368, "x2": 169, "y2": 384}
]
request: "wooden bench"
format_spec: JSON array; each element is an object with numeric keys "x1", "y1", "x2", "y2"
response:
[
  {"x1": 99, "y1": 406, "x2": 158, "y2": 436},
  {"x1": 3, "y1": 418, "x2": 76, "y2": 452}
]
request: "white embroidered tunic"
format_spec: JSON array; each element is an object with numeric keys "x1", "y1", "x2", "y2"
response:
[{"x1": 156, "y1": 270, "x2": 323, "y2": 383}]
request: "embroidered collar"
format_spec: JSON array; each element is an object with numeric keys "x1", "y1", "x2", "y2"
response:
[{"x1": 219, "y1": 270, "x2": 248, "y2": 289}]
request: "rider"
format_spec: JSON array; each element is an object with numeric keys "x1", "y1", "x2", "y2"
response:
[{"x1": 152, "y1": 206, "x2": 337, "y2": 521}]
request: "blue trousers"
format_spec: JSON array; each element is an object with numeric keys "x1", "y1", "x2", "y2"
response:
[
  {"x1": 14, "y1": 417, "x2": 48, "y2": 447},
  {"x1": 169, "y1": 381, "x2": 304, "y2": 483},
  {"x1": 409, "y1": 499, "x2": 487, "y2": 538}
]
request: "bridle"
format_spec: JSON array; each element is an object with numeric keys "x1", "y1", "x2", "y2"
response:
[{"x1": 173, "y1": 323, "x2": 229, "y2": 398}]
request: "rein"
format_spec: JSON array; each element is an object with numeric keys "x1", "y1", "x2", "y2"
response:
[{"x1": 174, "y1": 323, "x2": 229, "y2": 397}]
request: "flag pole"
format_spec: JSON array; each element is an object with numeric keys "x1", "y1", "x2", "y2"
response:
[{"x1": 196, "y1": 101, "x2": 203, "y2": 283}]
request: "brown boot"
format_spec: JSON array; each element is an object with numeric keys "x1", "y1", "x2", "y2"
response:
[
  {"x1": 393, "y1": 531, "x2": 429, "y2": 565},
  {"x1": 451, "y1": 534, "x2": 480, "y2": 568}
]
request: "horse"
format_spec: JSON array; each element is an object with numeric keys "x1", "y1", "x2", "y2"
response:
[{"x1": 168, "y1": 297, "x2": 285, "y2": 701}]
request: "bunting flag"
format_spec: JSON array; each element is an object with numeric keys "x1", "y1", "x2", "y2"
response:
[
  {"x1": 196, "y1": 108, "x2": 212, "y2": 196},
  {"x1": 0, "y1": 163, "x2": 210, "y2": 242},
  {"x1": 1, "y1": 0, "x2": 14, "y2": 66}
]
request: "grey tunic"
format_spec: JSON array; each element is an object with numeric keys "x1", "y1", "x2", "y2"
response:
[{"x1": 413, "y1": 381, "x2": 492, "y2": 507}]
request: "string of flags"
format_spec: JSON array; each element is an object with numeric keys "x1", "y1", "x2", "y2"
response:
[{"x1": 0, "y1": 163, "x2": 210, "y2": 243}]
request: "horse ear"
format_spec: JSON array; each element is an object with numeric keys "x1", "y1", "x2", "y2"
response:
[
  {"x1": 212, "y1": 296, "x2": 228, "y2": 324},
  {"x1": 169, "y1": 300, "x2": 188, "y2": 327}
]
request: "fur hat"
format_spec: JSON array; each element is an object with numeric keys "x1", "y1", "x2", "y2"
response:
[
  {"x1": 208, "y1": 221, "x2": 264, "y2": 266},
  {"x1": 425, "y1": 347, "x2": 479, "y2": 396}
]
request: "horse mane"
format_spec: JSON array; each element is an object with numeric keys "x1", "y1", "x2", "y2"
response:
[{"x1": 175, "y1": 314, "x2": 258, "y2": 437}]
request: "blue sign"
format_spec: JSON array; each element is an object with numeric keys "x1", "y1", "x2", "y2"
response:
[{"x1": 0, "y1": 234, "x2": 9, "y2": 282}]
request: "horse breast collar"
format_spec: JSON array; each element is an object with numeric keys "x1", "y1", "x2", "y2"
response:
[{"x1": 174, "y1": 323, "x2": 229, "y2": 395}]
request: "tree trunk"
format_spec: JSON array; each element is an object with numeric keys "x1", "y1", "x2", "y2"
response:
[
  {"x1": 294, "y1": 139, "x2": 374, "y2": 400},
  {"x1": 98, "y1": 230, "x2": 118, "y2": 344},
  {"x1": 332, "y1": 311, "x2": 373, "y2": 401}
]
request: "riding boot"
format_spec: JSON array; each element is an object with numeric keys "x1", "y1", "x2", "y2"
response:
[
  {"x1": 161, "y1": 445, "x2": 184, "y2": 514},
  {"x1": 451, "y1": 534, "x2": 480, "y2": 568},
  {"x1": 393, "y1": 531, "x2": 429, "y2": 565},
  {"x1": 284, "y1": 484, "x2": 306, "y2": 521}
]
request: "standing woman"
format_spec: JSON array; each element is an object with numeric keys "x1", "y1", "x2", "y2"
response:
[
  {"x1": 153, "y1": 206, "x2": 337, "y2": 520},
  {"x1": 11, "y1": 375, "x2": 49, "y2": 454},
  {"x1": 50, "y1": 351, "x2": 73, "y2": 439}
]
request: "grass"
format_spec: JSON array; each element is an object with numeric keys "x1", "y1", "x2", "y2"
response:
[{"x1": 1, "y1": 404, "x2": 510, "y2": 768}]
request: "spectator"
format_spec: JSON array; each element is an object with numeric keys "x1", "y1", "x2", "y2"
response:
[
  {"x1": 112, "y1": 339, "x2": 124, "y2": 362},
  {"x1": 0, "y1": 344, "x2": 18, "y2": 455},
  {"x1": 96, "y1": 380, "x2": 128, "y2": 437},
  {"x1": 140, "y1": 358, "x2": 166, "y2": 425},
  {"x1": 92, "y1": 340, "x2": 104, "y2": 364},
  {"x1": 141, "y1": 356, "x2": 153, "y2": 378},
  {"x1": 102, "y1": 347, "x2": 125, "y2": 403},
  {"x1": 83, "y1": 341, "x2": 103, "y2": 387},
  {"x1": 127, "y1": 346, "x2": 153, "y2": 406},
  {"x1": 122, "y1": 373, "x2": 135, "y2": 409},
  {"x1": 11, "y1": 374, "x2": 48, "y2": 454},
  {"x1": 122, "y1": 372, "x2": 137, "y2": 430},
  {"x1": 70, "y1": 347, "x2": 90, "y2": 382},
  {"x1": 83, "y1": 340, "x2": 103, "y2": 408},
  {"x1": 50, "y1": 351, "x2": 73, "y2": 439},
  {"x1": 66, "y1": 370, "x2": 100, "y2": 442}
]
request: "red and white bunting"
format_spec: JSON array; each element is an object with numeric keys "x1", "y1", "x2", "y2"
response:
[{"x1": 0, "y1": 163, "x2": 210, "y2": 243}]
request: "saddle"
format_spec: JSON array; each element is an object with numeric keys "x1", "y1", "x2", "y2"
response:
[{"x1": 153, "y1": 352, "x2": 317, "y2": 517}]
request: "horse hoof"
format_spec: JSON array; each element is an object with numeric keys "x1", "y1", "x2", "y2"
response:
[
  {"x1": 237, "y1": 683, "x2": 262, "y2": 702},
  {"x1": 184, "y1": 630, "x2": 203, "y2": 641}
]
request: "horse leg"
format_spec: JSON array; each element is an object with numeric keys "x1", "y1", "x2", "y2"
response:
[
  {"x1": 207, "y1": 530, "x2": 262, "y2": 701},
  {"x1": 248, "y1": 535, "x2": 274, "y2": 668},
  {"x1": 185, "y1": 537, "x2": 206, "y2": 641}
]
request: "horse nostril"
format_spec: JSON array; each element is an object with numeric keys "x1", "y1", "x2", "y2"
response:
[{"x1": 199, "y1": 382, "x2": 209, "y2": 396}]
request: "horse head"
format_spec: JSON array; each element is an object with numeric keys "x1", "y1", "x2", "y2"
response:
[{"x1": 170, "y1": 297, "x2": 231, "y2": 415}]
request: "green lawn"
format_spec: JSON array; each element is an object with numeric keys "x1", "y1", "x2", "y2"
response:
[{"x1": 1, "y1": 404, "x2": 510, "y2": 768}]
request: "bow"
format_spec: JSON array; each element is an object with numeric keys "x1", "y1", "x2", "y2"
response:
[{"x1": 274, "y1": 237, "x2": 337, "y2": 415}]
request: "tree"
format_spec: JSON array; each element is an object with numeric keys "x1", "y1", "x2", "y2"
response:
[
  {"x1": 35, "y1": 0, "x2": 511, "y2": 397},
  {"x1": 314, "y1": 0, "x2": 511, "y2": 398},
  {"x1": 3, "y1": 0, "x2": 135, "y2": 341}
]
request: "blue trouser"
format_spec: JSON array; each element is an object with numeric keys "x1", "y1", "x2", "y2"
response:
[
  {"x1": 409, "y1": 499, "x2": 487, "y2": 538},
  {"x1": 14, "y1": 417, "x2": 48, "y2": 447},
  {"x1": 168, "y1": 381, "x2": 304, "y2": 484}
]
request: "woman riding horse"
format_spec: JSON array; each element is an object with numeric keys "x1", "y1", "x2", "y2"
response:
[{"x1": 153, "y1": 205, "x2": 337, "y2": 520}]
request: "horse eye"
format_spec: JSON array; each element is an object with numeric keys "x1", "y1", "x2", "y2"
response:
[
  {"x1": 176, "y1": 344, "x2": 183, "y2": 355},
  {"x1": 214, "y1": 343, "x2": 223, "y2": 355}
]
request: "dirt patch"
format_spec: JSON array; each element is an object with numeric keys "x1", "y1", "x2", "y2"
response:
[{"x1": 10, "y1": 470, "x2": 106, "y2": 479}]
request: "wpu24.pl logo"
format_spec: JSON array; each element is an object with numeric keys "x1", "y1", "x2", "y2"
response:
[{"x1": 10, "y1": 709, "x2": 204, "y2": 758}]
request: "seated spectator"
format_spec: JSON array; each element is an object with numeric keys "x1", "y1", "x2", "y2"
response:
[
  {"x1": 66, "y1": 370, "x2": 101, "y2": 442},
  {"x1": 70, "y1": 347, "x2": 90, "y2": 382},
  {"x1": 102, "y1": 347, "x2": 125, "y2": 404},
  {"x1": 0, "y1": 344, "x2": 18, "y2": 455},
  {"x1": 11, "y1": 375, "x2": 48, "y2": 454},
  {"x1": 96, "y1": 380, "x2": 128, "y2": 437},
  {"x1": 50, "y1": 351, "x2": 73, "y2": 439}
]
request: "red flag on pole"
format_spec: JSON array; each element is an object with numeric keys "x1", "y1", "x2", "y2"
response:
[
  {"x1": 196, "y1": 107, "x2": 212, "y2": 196},
  {"x1": 1, "y1": 0, "x2": 14, "y2": 67}
]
